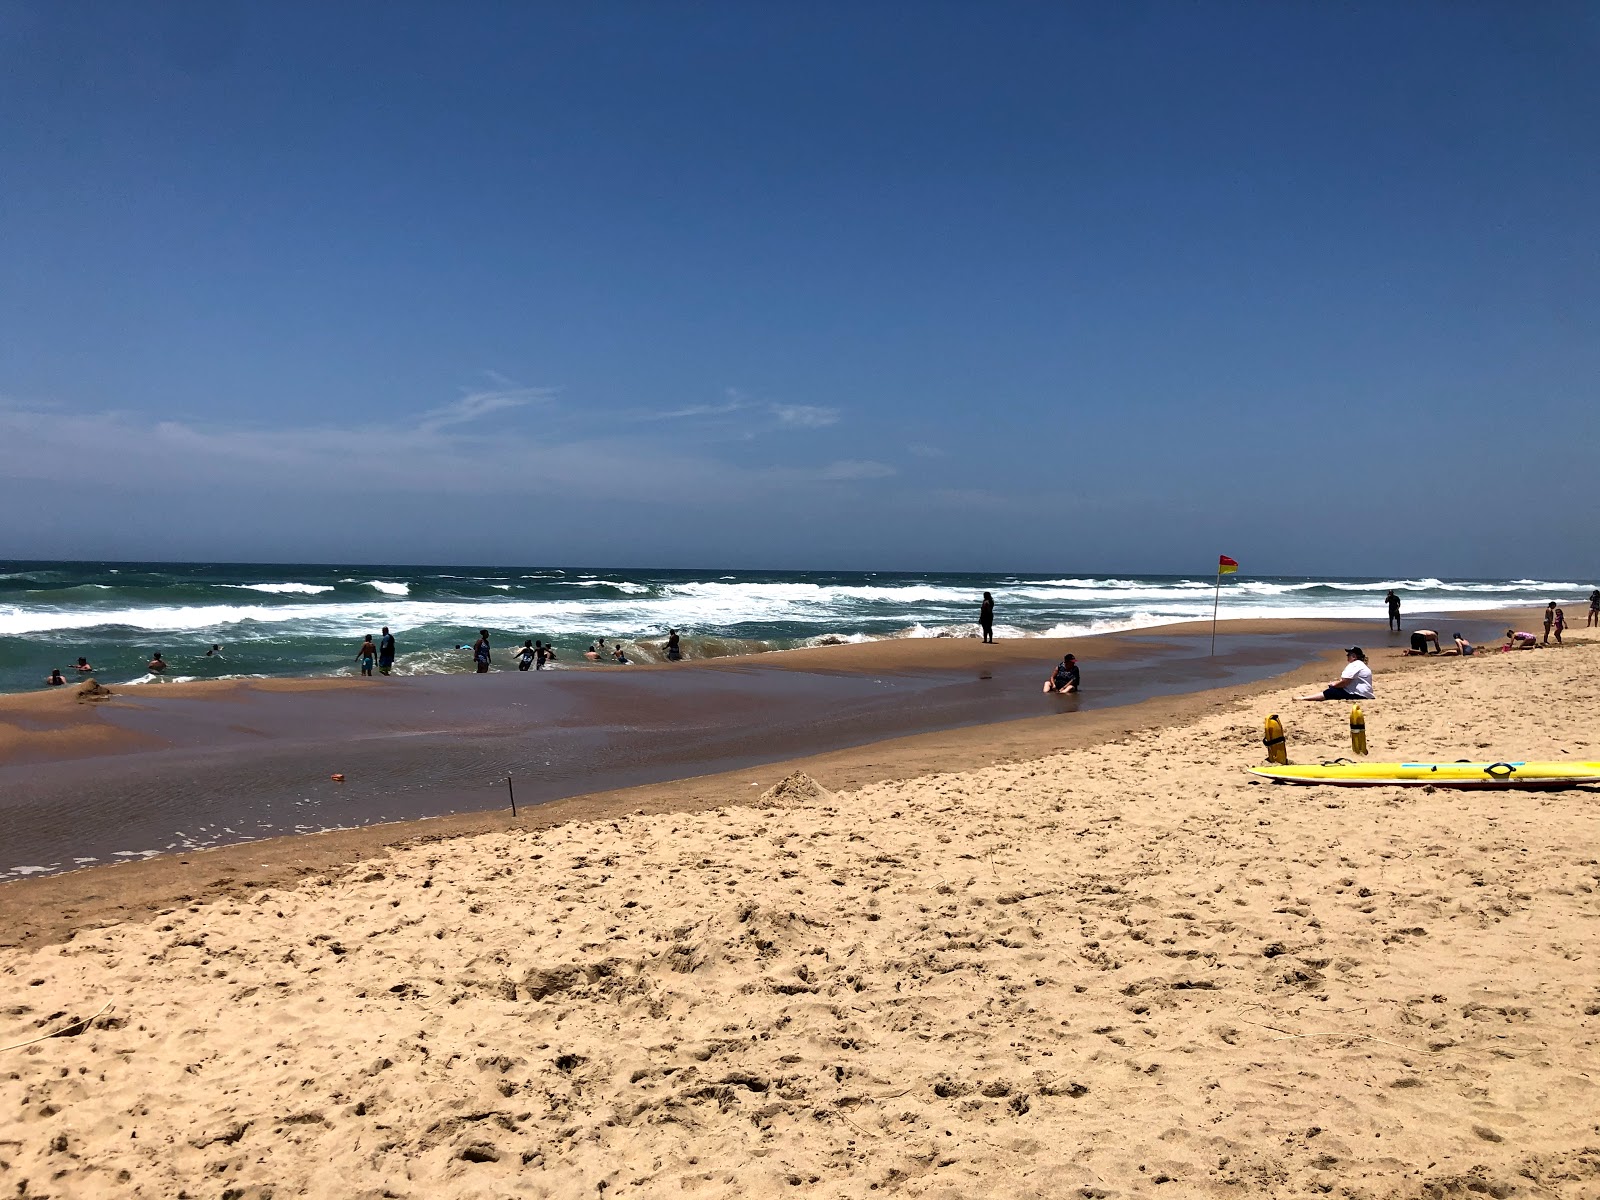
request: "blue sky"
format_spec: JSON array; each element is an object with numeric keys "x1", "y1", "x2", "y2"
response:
[{"x1": 2, "y1": 2, "x2": 1596, "y2": 576}]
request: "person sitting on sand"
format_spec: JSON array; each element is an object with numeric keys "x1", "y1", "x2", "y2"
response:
[
  {"x1": 516, "y1": 639, "x2": 536, "y2": 671},
  {"x1": 1297, "y1": 647, "x2": 1374, "y2": 701},
  {"x1": 44, "y1": 668, "x2": 67, "y2": 686},
  {"x1": 1044, "y1": 653, "x2": 1079, "y2": 694},
  {"x1": 148, "y1": 652, "x2": 167, "y2": 674},
  {"x1": 356, "y1": 634, "x2": 377, "y2": 676},
  {"x1": 1452, "y1": 633, "x2": 1474, "y2": 656},
  {"x1": 74, "y1": 656, "x2": 93, "y2": 673},
  {"x1": 1503, "y1": 629, "x2": 1538, "y2": 651},
  {"x1": 1404, "y1": 629, "x2": 1442, "y2": 655}
]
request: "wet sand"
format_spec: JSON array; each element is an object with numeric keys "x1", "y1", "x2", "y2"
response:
[
  {"x1": 0, "y1": 619, "x2": 1595, "y2": 1197},
  {"x1": 0, "y1": 614, "x2": 1519, "y2": 887}
]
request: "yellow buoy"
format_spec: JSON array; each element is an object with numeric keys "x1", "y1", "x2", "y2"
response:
[
  {"x1": 1263, "y1": 714, "x2": 1288, "y2": 765},
  {"x1": 1350, "y1": 704, "x2": 1368, "y2": 756}
]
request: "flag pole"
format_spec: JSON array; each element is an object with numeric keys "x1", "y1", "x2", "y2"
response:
[{"x1": 1211, "y1": 568, "x2": 1221, "y2": 656}]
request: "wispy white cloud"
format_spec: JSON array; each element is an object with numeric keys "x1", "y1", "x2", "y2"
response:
[
  {"x1": 0, "y1": 381, "x2": 894, "y2": 508},
  {"x1": 772, "y1": 403, "x2": 839, "y2": 429},
  {"x1": 631, "y1": 389, "x2": 838, "y2": 433},
  {"x1": 908, "y1": 442, "x2": 947, "y2": 458},
  {"x1": 416, "y1": 382, "x2": 552, "y2": 434},
  {"x1": 641, "y1": 400, "x2": 748, "y2": 421}
]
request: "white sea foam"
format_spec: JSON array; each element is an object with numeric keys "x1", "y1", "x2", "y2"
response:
[{"x1": 224, "y1": 583, "x2": 336, "y2": 595}]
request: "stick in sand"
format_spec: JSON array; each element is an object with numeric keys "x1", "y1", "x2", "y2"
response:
[{"x1": 507, "y1": 775, "x2": 517, "y2": 817}]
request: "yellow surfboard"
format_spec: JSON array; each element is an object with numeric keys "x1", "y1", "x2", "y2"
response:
[{"x1": 1249, "y1": 761, "x2": 1600, "y2": 789}]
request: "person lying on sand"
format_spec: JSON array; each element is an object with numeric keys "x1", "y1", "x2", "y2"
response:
[
  {"x1": 1403, "y1": 629, "x2": 1442, "y2": 655},
  {"x1": 1503, "y1": 629, "x2": 1539, "y2": 651},
  {"x1": 1297, "y1": 647, "x2": 1373, "y2": 700},
  {"x1": 1043, "y1": 654, "x2": 1079, "y2": 694}
]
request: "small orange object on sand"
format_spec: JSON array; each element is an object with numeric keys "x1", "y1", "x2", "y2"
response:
[{"x1": 331, "y1": 773, "x2": 345, "y2": 782}]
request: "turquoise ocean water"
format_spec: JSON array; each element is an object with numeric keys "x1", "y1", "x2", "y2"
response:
[{"x1": 1, "y1": 561, "x2": 1590, "y2": 695}]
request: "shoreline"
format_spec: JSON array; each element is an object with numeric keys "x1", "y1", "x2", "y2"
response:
[
  {"x1": 0, "y1": 607, "x2": 1548, "y2": 946},
  {"x1": 1, "y1": 617, "x2": 1595, "y2": 1196},
  {"x1": 0, "y1": 603, "x2": 1543, "y2": 948}
]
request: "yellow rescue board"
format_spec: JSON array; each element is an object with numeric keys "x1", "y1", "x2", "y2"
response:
[{"x1": 1250, "y1": 761, "x2": 1600, "y2": 789}]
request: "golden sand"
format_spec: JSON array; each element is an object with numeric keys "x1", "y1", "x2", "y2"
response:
[{"x1": 2, "y1": 631, "x2": 1597, "y2": 1197}]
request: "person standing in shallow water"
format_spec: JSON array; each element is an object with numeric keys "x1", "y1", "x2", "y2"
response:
[
  {"x1": 378, "y1": 626, "x2": 396, "y2": 675},
  {"x1": 356, "y1": 634, "x2": 377, "y2": 677},
  {"x1": 472, "y1": 629, "x2": 491, "y2": 673},
  {"x1": 979, "y1": 592, "x2": 995, "y2": 643},
  {"x1": 1385, "y1": 591, "x2": 1401, "y2": 632}
]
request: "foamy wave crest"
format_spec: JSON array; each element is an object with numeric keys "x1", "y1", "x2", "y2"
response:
[
  {"x1": 339, "y1": 579, "x2": 411, "y2": 596},
  {"x1": 225, "y1": 583, "x2": 336, "y2": 595}
]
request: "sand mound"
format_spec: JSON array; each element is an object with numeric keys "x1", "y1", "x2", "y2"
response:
[
  {"x1": 759, "y1": 769, "x2": 831, "y2": 806},
  {"x1": 75, "y1": 679, "x2": 112, "y2": 702}
]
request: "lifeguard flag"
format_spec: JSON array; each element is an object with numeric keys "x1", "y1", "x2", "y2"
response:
[{"x1": 1218, "y1": 555, "x2": 1239, "y2": 574}]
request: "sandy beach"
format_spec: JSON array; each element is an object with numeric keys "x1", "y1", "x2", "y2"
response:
[{"x1": 2, "y1": 618, "x2": 1597, "y2": 1197}]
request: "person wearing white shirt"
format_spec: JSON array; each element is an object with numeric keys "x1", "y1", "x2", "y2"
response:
[{"x1": 1297, "y1": 647, "x2": 1374, "y2": 701}]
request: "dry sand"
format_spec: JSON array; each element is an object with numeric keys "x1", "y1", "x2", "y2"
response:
[{"x1": 3, "y1": 631, "x2": 1599, "y2": 1198}]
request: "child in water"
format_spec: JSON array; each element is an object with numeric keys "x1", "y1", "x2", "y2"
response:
[{"x1": 356, "y1": 634, "x2": 377, "y2": 676}]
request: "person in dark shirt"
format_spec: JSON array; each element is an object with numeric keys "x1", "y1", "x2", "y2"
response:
[
  {"x1": 979, "y1": 592, "x2": 995, "y2": 643},
  {"x1": 1044, "y1": 653, "x2": 1079, "y2": 694},
  {"x1": 1385, "y1": 590, "x2": 1401, "y2": 632},
  {"x1": 378, "y1": 626, "x2": 396, "y2": 675}
]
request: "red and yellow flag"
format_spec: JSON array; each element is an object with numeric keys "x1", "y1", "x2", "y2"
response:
[{"x1": 1218, "y1": 555, "x2": 1238, "y2": 575}]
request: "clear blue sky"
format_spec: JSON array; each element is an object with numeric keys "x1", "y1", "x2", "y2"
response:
[{"x1": 2, "y1": 2, "x2": 1596, "y2": 576}]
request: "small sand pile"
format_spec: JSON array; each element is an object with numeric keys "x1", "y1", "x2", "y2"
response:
[
  {"x1": 75, "y1": 679, "x2": 112, "y2": 702},
  {"x1": 759, "y1": 769, "x2": 831, "y2": 806}
]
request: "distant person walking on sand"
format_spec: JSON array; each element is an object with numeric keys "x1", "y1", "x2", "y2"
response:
[
  {"x1": 516, "y1": 639, "x2": 536, "y2": 671},
  {"x1": 1542, "y1": 602, "x2": 1557, "y2": 644},
  {"x1": 1297, "y1": 647, "x2": 1373, "y2": 701},
  {"x1": 356, "y1": 634, "x2": 377, "y2": 676},
  {"x1": 1385, "y1": 591, "x2": 1401, "y2": 632},
  {"x1": 664, "y1": 629, "x2": 682, "y2": 661},
  {"x1": 472, "y1": 630, "x2": 491, "y2": 673},
  {"x1": 148, "y1": 652, "x2": 167, "y2": 674},
  {"x1": 1404, "y1": 629, "x2": 1442, "y2": 655},
  {"x1": 1503, "y1": 629, "x2": 1538, "y2": 651},
  {"x1": 44, "y1": 668, "x2": 67, "y2": 686},
  {"x1": 980, "y1": 592, "x2": 995, "y2": 643},
  {"x1": 1043, "y1": 653, "x2": 1079, "y2": 694},
  {"x1": 1552, "y1": 606, "x2": 1566, "y2": 645},
  {"x1": 1588, "y1": 589, "x2": 1600, "y2": 627},
  {"x1": 378, "y1": 626, "x2": 396, "y2": 675}
]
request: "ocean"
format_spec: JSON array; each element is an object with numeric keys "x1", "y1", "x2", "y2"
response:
[{"x1": 0, "y1": 561, "x2": 1589, "y2": 695}]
